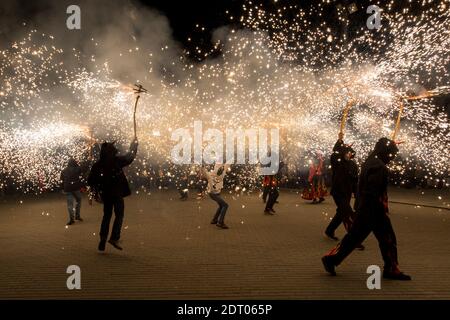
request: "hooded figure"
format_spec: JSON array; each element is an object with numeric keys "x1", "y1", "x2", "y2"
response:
[
  {"x1": 202, "y1": 163, "x2": 230, "y2": 229},
  {"x1": 324, "y1": 139, "x2": 360, "y2": 242},
  {"x1": 88, "y1": 138, "x2": 138, "y2": 251},
  {"x1": 322, "y1": 138, "x2": 411, "y2": 280},
  {"x1": 61, "y1": 158, "x2": 85, "y2": 225}
]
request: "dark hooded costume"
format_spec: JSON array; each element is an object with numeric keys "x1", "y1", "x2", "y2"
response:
[
  {"x1": 88, "y1": 139, "x2": 138, "y2": 248},
  {"x1": 60, "y1": 158, "x2": 84, "y2": 192},
  {"x1": 325, "y1": 140, "x2": 358, "y2": 237},
  {"x1": 322, "y1": 138, "x2": 411, "y2": 280}
]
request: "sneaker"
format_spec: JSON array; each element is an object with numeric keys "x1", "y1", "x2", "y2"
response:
[
  {"x1": 216, "y1": 223, "x2": 229, "y2": 229},
  {"x1": 75, "y1": 217, "x2": 83, "y2": 222},
  {"x1": 98, "y1": 240, "x2": 106, "y2": 251},
  {"x1": 108, "y1": 239, "x2": 123, "y2": 250},
  {"x1": 383, "y1": 271, "x2": 412, "y2": 281},
  {"x1": 324, "y1": 232, "x2": 339, "y2": 241},
  {"x1": 66, "y1": 220, "x2": 75, "y2": 226},
  {"x1": 322, "y1": 256, "x2": 337, "y2": 276}
]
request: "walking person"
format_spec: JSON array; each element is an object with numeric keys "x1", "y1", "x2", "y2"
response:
[
  {"x1": 264, "y1": 161, "x2": 284, "y2": 215},
  {"x1": 321, "y1": 138, "x2": 411, "y2": 280},
  {"x1": 202, "y1": 163, "x2": 230, "y2": 229},
  {"x1": 60, "y1": 158, "x2": 85, "y2": 225},
  {"x1": 88, "y1": 138, "x2": 138, "y2": 251},
  {"x1": 324, "y1": 134, "x2": 359, "y2": 240}
]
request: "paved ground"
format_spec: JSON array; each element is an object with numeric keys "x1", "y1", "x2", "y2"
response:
[{"x1": 0, "y1": 187, "x2": 449, "y2": 299}]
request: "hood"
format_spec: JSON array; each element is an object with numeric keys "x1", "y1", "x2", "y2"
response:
[
  {"x1": 100, "y1": 141, "x2": 118, "y2": 161},
  {"x1": 68, "y1": 158, "x2": 78, "y2": 167},
  {"x1": 370, "y1": 137, "x2": 399, "y2": 164}
]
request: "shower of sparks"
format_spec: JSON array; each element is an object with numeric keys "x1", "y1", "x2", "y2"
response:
[{"x1": 0, "y1": 0, "x2": 449, "y2": 193}]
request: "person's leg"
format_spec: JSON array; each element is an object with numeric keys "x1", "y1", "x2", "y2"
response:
[
  {"x1": 318, "y1": 175, "x2": 325, "y2": 202},
  {"x1": 110, "y1": 198, "x2": 125, "y2": 242},
  {"x1": 216, "y1": 195, "x2": 229, "y2": 225},
  {"x1": 73, "y1": 190, "x2": 82, "y2": 220},
  {"x1": 322, "y1": 214, "x2": 372, "y2": 274},
  {"x1": 265, "y1": 187, "x2": 275, "y2": 211},
  {"x1": 312, "y1": 175, "x2": 319, "y2": 202},
  {"x1": 66, "y1": 192, "x2": 75, "y2": 223},
  {"x1": 209, "y1": 193, "x2": 222, "y2": 223},
  {"x1": 372, "y1": 214, "x2": 409, "y2": 279},
  {"x1": 100, "y1": 199, "x2": 114, "y2": 241},
  {"x1": 325, "y1": 195, "x2": 344, "y2": 237},
  {"x1": 262, "y1": 186, "x2": 269, "y2": 203}
]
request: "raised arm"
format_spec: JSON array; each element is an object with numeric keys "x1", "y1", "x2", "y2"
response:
[{"x1": 117, "y1": 138, "x2": 139, "y2": 168}]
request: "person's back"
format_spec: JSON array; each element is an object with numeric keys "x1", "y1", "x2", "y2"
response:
[
  {"x1": 61, "y1": 159, "x2": 83, "y2": 192},
  {"x1": 61, "y1": 158, "x2": 84, "y2": 225},
  {"x1": 88, "y1": 141, "x2": 137, "y2": 200},
  {"x1": 88, "y1": 139, "x2": 138, "y2": 251}
]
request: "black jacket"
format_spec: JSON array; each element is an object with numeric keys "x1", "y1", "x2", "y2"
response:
[
  {"x1": 60, "y1": 159, "x2": 85, "y2": 192},
  {"x1": 330, "y1": 140, "x2": 357, "y2": 197},
  {"x1": 356, "y1": 138, "x2": 398, "y2": 215},
  {"x1": 88, "y1": 141, "x2": 138, "y2": 199}
]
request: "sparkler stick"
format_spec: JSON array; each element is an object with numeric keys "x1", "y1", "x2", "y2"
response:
[
  {"x1": 391, "y1": 86, "x2": 449, "y2": 140},
  {"x1": 132, "y1": 84, "x2": 148, "y2": 139},
  {"x1": 339, "y1": 97, "x2": 355, "y2": 136},
  {"x1": 391, "y1": 98, "x2": 405, "y2": 140}
]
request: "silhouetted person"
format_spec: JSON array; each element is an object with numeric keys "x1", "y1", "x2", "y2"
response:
[
  {"x1": 324, "y1": 136, "x2": 359, "y2": 242},
  {"x1": 60, "y1": 158, "x2": 85, "y2": 225},
  {"x1": 264, "y1": 162, "x2": 284, "y2": 215},
  {"x1": 202, "y1": 164, "x2": 230, "y2": 229},
  {"x1": 88, "y1": 138, "x2": 138, "y2": 251},
  {"x1": 322, "y1": 138, "x2": 411, "y2": 280}
]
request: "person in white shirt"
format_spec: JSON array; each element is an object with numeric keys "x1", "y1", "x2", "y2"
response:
[{"x1": 202, "y1": 163, "x2": 231, "y2": 229}]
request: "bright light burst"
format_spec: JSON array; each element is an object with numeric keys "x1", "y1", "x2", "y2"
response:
[{"x1": 0, "y1": 0, "x2": 449, "y2": 193}]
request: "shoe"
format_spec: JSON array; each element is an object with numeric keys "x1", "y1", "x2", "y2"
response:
[
  {"x1": 383, "y1": 271, "x2": 412, "y2": 280},
  {"x1": 108, "y1": 239, "x2": 123, "y2": 250},
  {"x1": 322, "y1": 256, "x2": 337, "y2": 276},
  {"x1": 356, "y1": 244, "x2": 365, "y2": 250},
  {"x1": 264, "y1": 210, "x2": 274, "y2": 215},
  {"x1": 98, "y1": 240, "x2": 106, "y2": 251},
  {"x1": 269, "y1": 208, "x2": 276, "y2": 213},
  {"x1": 324, "y1": 232, "x2": 339, "y2": 241},
  {"x1": 210, "y1": 219, "x2": 218, "y2": 224},
  {"x1": 216, "y1": 223, "x2": 229, "y2": 229},
  {"x1": 66, "y1": 220, "x2": 75, "y2": 226},
  {"x1": 75, "y1": 217, "x2": 83, "y2": 222},
  {"x1": 319, "y1": 197, "x2": 325, "y2": 202}
]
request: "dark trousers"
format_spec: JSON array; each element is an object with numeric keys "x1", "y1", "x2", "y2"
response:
[
  {"x1": 326, "y1": 212, "x2": 399, "y2": 272},
  {"x1": 325, "y1": 194, "x2": 356, "y2": 235},
  {"x1": 265, "y1": 187, "x2": 279, "y2": 210},
  {"x1": 209, "y1": 193, "x2": 228, "y2": 224},
  {"x1": 100, "y1": 197, "x2": 125, "y2": 242},
  {"x1": 262, "y1": 186, "x2": 270, "y2": 202}
]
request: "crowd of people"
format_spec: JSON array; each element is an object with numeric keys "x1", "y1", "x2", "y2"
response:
[{"x1": 56, "y1": 133, "x2": 413, "y2": 280}]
